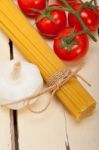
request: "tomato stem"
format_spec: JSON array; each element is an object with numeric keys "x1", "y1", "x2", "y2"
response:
[
  {"x1": 34, "y1": 5, "x2": 65, "y2": 23},
  {"x1": 59, "y1": 29, "x2": 80, "y2": 51},
  {"x1": 75, "y1": 30, "x2": 85, "y2": 36},
  {"x1": 61, "y1": 0, "x2": 97, "y2": 42},
  {"x1": 59, "y1": 36, "x2": 79, "y2": 51},
  {"x1": 75, "y1": 13, "x2": 97, "y2": 41}
]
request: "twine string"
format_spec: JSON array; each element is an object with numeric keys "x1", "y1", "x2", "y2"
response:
[{"x1": 0, "y1": 64, "x2": 91, "y2": 113}]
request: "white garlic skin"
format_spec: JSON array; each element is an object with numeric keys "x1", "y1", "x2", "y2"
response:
[{"x1": 0, "y1": 61, "x2": 43, "y2": 109}]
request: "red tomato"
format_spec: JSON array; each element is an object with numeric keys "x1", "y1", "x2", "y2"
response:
[
  {"x1": 35, "y1": 4, "x2": 67, "y2": 37},
  {"x1": 53, "y1": 27, "x2": 89, "y2": 61},
  {"x1": 18, "y1": 0, "x2": 46, "y2": 16},
  {"x1": 68, "y1": 3, "x2": 99, "y2": 31}
]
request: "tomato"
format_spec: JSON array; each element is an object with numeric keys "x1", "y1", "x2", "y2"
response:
[
  {"x1": 18, "y1": 0, "x2": 46, "y2": 16},
  {"x1": 35, "y1": 4, "x2": 67, "y2": 37},
  {"x1": 53, "y1": 27, "x2": 89, "y2": 61},
  {"x1": 68, "y1": 3, "x2": 99, "y2": 31}
]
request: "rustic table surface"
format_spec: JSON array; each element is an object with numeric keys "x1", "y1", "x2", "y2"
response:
[{"x1": 0, "y1": 0, "x2": 99, "y2": 150}]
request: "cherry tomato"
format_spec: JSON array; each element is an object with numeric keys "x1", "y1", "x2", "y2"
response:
[
  {"x1": 35, "y1": 4, "x2": 67, "y2": 37},
  {"x1": 68, "y1": 3, "x2": 99, "y2": 31},
  {"x1": 18, "y1": 0, "x2": 46, "y2": 16},
  {"x1": 53, "y1": 27, "x2": 89, "y2": 61}
]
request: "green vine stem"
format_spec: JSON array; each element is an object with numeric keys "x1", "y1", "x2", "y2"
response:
[
  {"x1": 58, "y1": 29, "x2": 84, "y2": 50},
  {"x1": 61, "y1": 0, "x2": 97, "y2": 42}
]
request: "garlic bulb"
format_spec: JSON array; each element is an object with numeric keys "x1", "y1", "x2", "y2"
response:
[{"x1": 0, "y1": 60, "x2": 43, "y2": 109}]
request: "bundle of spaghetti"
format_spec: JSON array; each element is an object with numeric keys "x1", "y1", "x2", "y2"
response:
[{"x1": 0, "y1": 0, "x2": 96, "y2": 120}]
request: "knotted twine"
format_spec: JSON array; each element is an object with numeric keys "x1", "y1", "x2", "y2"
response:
[{"x1": 0, "y1": 64, "x2": 91, "y2": 113}]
